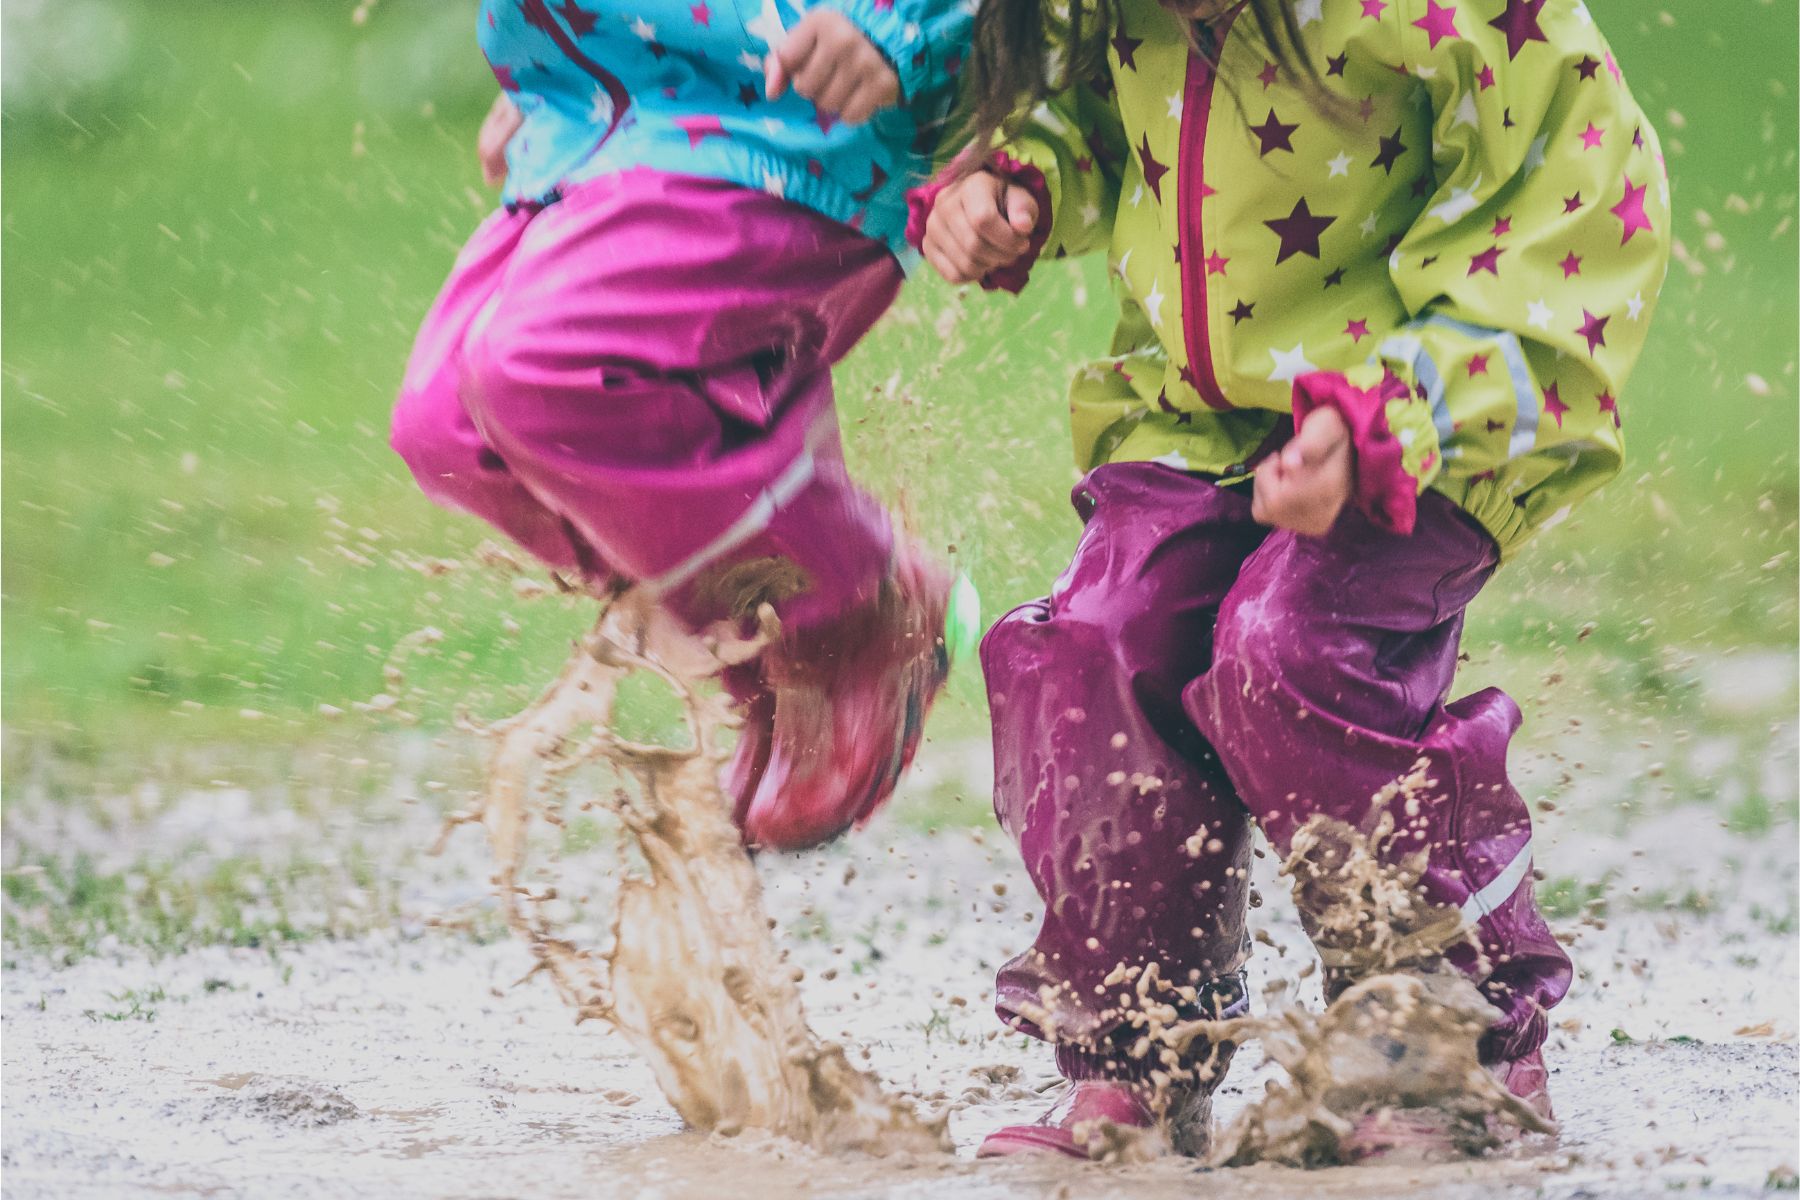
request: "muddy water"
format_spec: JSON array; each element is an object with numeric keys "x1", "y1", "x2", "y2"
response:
[{"x1": 436, "y1": 594, "x2": 945, "y2": 1153}]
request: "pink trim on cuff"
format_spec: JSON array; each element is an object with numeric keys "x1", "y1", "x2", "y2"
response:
[
  {"x1": 1291, "y1": 370, "x2": 1419, "y2": 535},
  {"x1": 903, "y1": 152, "x2": 1054, "y2": 295}
]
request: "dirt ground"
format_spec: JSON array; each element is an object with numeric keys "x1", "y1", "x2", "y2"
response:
[{"x1": 5, "y1": 712, "x2": 1798, "y2": 1200}]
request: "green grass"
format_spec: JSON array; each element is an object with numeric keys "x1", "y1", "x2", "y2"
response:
[{"x1": 2, "y1": 0, "x2": 1794, "y2": 778}]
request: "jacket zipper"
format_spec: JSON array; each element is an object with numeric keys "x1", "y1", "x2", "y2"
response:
[{"x1": 1176, "y1": 25, "x2": 1231, "y2": 411}]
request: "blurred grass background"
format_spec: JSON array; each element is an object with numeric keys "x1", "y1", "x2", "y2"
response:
[{"x1": 2, "y1": 0, "x2": 1795, "y2": 798}]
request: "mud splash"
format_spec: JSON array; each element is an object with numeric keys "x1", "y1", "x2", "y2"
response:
[
  {"x1": 433, "y1": 591, "x2": 946, "y2": 1154},
  {"x1": 1162, "y1": 762, "x2": 1554, "y2": 1166}
]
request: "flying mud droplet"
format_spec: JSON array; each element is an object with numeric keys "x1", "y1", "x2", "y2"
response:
[{"x1": 435, "y1": 589, "x2": 947, "y2": 1153}]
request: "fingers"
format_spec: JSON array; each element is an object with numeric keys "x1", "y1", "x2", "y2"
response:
[
  {"x1": 478, "y1": 93, "x2": 523, "y2": 188},
  {"x1": 921, "y1": 173, "x2": 1036, "y2": 284},
  {"x1": 769, "y1": 10, "x2": 900, "y2": 123},
  {"x1": 954, "y1": 175, "x2": 1032, "y2": 259},
  {"x1": 1253, "y1": 447, "x2": 1349, "y2": 537},
  {"x1": 1004, "y1": 185, "x2": 1040, "y2": 236}
]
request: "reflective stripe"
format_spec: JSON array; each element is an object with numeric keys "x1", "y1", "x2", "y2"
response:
[
  {"x1": 1459, "y1": 838, "x2": 1533, "y2": 925},
  {"x1": 1377, "y1": 333, "x2": 1456, "y2": 447},
  {"x1": 1414, "y1": 315, "x2": 1540, "y2": 460},
  {"x1": 646, "y1": 446, "x2": 818, "y2": 595}
]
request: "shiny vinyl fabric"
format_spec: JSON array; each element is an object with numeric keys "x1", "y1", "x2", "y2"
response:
[{"x1": 985, "y1": 462, "x2": 1570, "y2": 1068}]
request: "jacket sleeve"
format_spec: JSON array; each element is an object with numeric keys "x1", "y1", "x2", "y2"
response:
[
  {"x1": 1297, "y1": 0, "x2": 1671, "y2": 537},
  {"x1": 906, "y1": 79, "x2": 1127, "y2": 292},
  {"x1": 820, "y1": 0, "x2": 974, "y2": 101}
]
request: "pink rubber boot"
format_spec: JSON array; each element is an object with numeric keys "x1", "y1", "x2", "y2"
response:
[
  {"x1": 1344, "y1": 1049, "x2": 1556, "y2": 1160},
  {"x1": 739, "y1": 544, "x2": 953, "y2": 850}
]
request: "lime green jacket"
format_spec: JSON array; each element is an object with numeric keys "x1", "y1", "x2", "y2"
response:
[{"x1": 919, "y1": 0, "x2": 1671, "y2": 552}]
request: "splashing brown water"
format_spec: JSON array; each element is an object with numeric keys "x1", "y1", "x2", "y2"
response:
[
  {"x1": 1160, "y1": 762, "x2": 1555, "y2": 1165},
  {"x1": 433, "y1": 591, "x2": 947, "y2": 1153}
]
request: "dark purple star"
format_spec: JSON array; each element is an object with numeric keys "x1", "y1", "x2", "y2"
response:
[
  {"x1": 1229, "y1": 299, "x2": 1256, "y2": 323},
  {"x1": 1487, "y1": 0, "x2": 1547, "y2": 60},
  {"x1": 1138, "y1": 135, "x2": 1169, "y2": 200},
  {"x1": 1371, "y1": 127, "x2": 1407, "y2": 173},
  {"x1": 1111, "y1": 29, "x2": 1143, "y2": 70},
  {"x1": 556, "y1": 0, "x2": 599, "y2": 36},
  {"x1": 1265, "y1": 198, "x2": 1336, "y2": 264},
  {"x1": 1250, "y1": 109, "x2": 1300, "y2": 156}
]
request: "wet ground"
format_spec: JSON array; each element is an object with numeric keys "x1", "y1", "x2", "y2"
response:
[{"x1": 6, "y1": 722, "x2": 1798, "y2": 1198}]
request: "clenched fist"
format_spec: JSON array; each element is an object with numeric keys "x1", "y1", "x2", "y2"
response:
[
  {"x1": 920, "y1": 169, "x2": 1039, "y2": 285},
  {"x1": 1252, "y1": 406, "x2": 1353, "y2": 537},
  {"x1": 764, "y1": 10, "x2": 900, "y2": 126}
]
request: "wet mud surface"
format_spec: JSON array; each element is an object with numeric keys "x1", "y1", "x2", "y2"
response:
[{"x1": 5, "y1": 766, "x2": 1796, "y2": 1199}]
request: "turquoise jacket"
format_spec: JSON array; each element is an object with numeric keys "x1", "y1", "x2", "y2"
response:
[{"x1": 478, "y1": 0, "x2": 971, "y2": 260}]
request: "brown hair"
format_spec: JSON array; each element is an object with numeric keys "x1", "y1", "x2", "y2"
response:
[{"x1": 957, "y1": 0, "x2": 1315, "y2": 167}]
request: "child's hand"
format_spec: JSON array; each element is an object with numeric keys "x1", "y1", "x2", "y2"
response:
[
  {"x1": 478, "y1": 92, "x2": 523, "y2": 188},
  {"x1": 921, "y1": 170, "x2": 1039, "y2": 285},
  {"x1": 764, "y1": 10, "x2": 900, "y2": 125},
  {"x1": 1252, "y1": 407, "x2": 1353, "y2": 537}
]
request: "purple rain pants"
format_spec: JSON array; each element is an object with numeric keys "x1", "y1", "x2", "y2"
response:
[
  {"x1": 983, "y1": 463, "x2": 1571, "y2": 1075},
  {"x1": 390, "y1": 168, "x2": 902, "y2": 635}
]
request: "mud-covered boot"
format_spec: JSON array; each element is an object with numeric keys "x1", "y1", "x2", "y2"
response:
[
  {"x1": 739, "y1": 551, "x2": 977, "y2": 849},
  {"x1": 977, "y1": 1081, "x2": 1161, "y2": 1160},
  {"x1": 1343, "y1": 1048, "x2": 1556, "y2": 1160},
  {"x1": 980, "y1": 1038, "x2": 1238, "y2": 1161}
]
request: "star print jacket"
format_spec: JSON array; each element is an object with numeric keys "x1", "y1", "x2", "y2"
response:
[
  {"x1": 479, "y1": 0, "x2": 971, "y2": 260},
  {"x1": 908, "y1": 0, "x2": 1671, "y2": 551}
]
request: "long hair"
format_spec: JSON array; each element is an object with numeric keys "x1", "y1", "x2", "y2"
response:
[{"x1": 957, "y1": 0, "x2": 1315, "y2": 167}]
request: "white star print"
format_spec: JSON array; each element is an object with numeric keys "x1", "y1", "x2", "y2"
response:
[
  {"x1": 1294, "y1": 0, "x2": 1323, "y2": 26},
  {"x1": 738, "y1": 50, "x2": 764, "y2": 71},
  {"x1": 1034, "y1": 103, "x2": 1067, "y2": 134},
  {"x1": 1359, "y1": 211, "x2": 1381, "y2": 237},
  {"x1": 761, "y1": 171, "x2": 785, "y2": 198},
  {"x1": 1452, "y1": 91, "x2": 1479, "y2": 128},
  {"x1": 1522, "y1": 135, "x2": 1548, "y2": 178},
  {"x1": 1626, "y1": 291, "x2": 1645, "y2": 320},
  {"x1": 1128, "y1": 183, "x2": 1145, "y2": 208},
  {"x1": 1572, "y1": 2, "x2": 1592, "y2": 25},
  {"x1": 1143, "y1": 279, "x2": 1166, "y2": 326},
  {"x1": 1427, "y1": 176, "x2": 1483, "y2": 224},
  {"x1": 1268, "y1": 343, "x2": 1318, "y2": 383},
  {"x1": 1080, "y1": 202, "x2": 1101, "y2": 226},
  {"x1": 745, "y1": 0, "x2": 786, "y2": 47},
  {"x1": 589, "y1": 86, "x2": 615, "y2": 125},
  {"x1": 1166, "y1": 93, "x2": 1184, "y2": 120},
  {"x1": 1527, "y1": 299, "x2": 1554, "y2": 330},
  {"x1": 1327, "y1": 151, "x2": 1352, "y2": 178},
  {"x1": 1151, "y1": 451, "x2": 1190, "y2": 469},
  {"x1": 1117, "y1": 248, "x2": 1134, "y2": 278},
  {"x1": 630, "y1": 16, "x2": 657, "y2": 40},
  {"x1": 1416, "y1": 65, "x2": 1438, "y2": 80}
]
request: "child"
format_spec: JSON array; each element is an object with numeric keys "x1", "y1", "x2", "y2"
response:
[
  {"x1": 913, "y1": 0, "x2": 1670, "y2": 1158},
  {"x1": 392, "y1": 0, "x2": 975, "y2": 850}
]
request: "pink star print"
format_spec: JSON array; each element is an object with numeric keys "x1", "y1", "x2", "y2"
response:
[
  {"x1": 1346, "y1": 318, "x2": 1370, "y2": 342},
  {"x1": 1412, "y1": 0, "x2": 1460, "y2": 49},
  {"x1": 1205, "y1": 252, "x2": 1230, "y2": 275},
  {"x1": 1610, "y1": 176, "x2": 1654, "y2": 245},
  {"x1": 1596, "y1": 390, "x2": 1620, "y2": 427},
  {"x1": 1558, "y1": 252, "x2": 1582, "y2": 278},
  {"x1": 1468, "y1": 353, "x2": 1490, "y2": 377},
  {"x1": 1360, "y1": 0, "x2": 1388, "y2": 16},
  {"x1": 1575, "y1": 309, "x2": 1610, "y2": 354},
  {"x1": 1468, "y1": 244, "x2": 1504, "y2": 276},
  {"x1": 690, "y1": 2, "x2": 710, "y2": 23},
  {"x1": 1543, "y1": 382, "x2": 1569, "y2": 427},
  {"x1": 674, "y1": 115, "x2": 728, "y2": 148},
  {"x1": 1579, "y1": 123, "x2": 1605, "y2": 151}
]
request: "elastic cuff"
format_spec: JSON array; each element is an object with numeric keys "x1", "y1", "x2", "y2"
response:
[
  {"x1": 903, "y1": 152, "x2": 1054, "y2": 295},
  {"x1": 1291, "y1": 370, "x2": 1420, "y2": 536}
]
